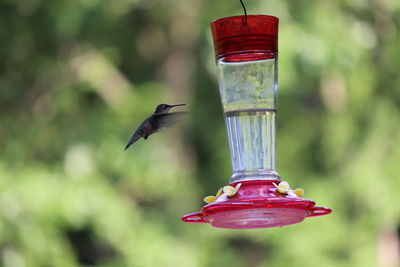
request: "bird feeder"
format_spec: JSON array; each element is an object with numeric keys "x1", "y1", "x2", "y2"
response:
[{"x1": 182, "y1": 15, "x2": 331, "y2": 229}]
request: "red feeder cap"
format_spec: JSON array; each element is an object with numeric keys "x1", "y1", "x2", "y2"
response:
[{"x1": 211, "y1": 15, "x2": 279, "y2": 61}]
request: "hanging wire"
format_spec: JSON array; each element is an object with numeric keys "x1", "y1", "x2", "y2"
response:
[{"x1": 240, "y1": 0, "x2": 248, "y2": 24}]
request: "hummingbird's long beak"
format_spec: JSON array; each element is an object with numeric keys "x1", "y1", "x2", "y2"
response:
[{"x1": 169, "y1": 104, "x2": 187, "y2": 107}]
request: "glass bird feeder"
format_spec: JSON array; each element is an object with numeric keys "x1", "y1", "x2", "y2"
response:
[{"x1": 182, "y1": 15, "x2": 331, "y2": 229}]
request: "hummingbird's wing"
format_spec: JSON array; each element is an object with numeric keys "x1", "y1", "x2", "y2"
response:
[{"x1": 154, "y1": 112, "x2": 188, "y2": 130}]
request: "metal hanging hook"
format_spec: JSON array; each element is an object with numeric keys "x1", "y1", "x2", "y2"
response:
[{"x1": 240, "y1": 0, "x2": 248, "y2": 24}]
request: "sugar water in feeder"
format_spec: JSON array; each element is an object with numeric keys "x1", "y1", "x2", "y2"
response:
[{"x1": 182, "y1": 15, "x2": 331, "y2": 229}]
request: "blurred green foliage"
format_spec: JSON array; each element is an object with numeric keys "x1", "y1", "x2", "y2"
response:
[{"x1": 1, "y1": 0, "x2": 400, "y2": 266}]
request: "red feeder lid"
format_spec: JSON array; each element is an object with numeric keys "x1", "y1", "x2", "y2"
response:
[
  {"x1": 211, "y1": 15, "x2": 279, "y2": 61},
  {"x1": 181, "y1": 180, "x2": 331, "y2": 229}
]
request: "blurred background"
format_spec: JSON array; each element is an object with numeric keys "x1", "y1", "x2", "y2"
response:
[{"x1": 1, "y1": 0, "x2": 400, "y2": 266}]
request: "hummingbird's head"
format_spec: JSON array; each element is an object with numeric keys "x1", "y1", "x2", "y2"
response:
[{"x1": 154, "y1": 103, "x2": 186, "y2": 114}]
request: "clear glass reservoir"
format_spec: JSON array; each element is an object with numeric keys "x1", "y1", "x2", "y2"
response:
[
  {"x1": 218, "y1": 57, "x2": 278, "y2": 182},
  {"x1": 211, "y1": 15, "x2": 280, "y2": 183}
]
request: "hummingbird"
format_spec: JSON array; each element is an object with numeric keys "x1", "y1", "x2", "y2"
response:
[{"x1": 124, "y1": 104, "x2": 187, "y2": 150}]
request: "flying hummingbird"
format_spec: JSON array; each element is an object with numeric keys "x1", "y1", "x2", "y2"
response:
[{"x1": 124, "y1": 104, "x2": 187, "y2": 150}]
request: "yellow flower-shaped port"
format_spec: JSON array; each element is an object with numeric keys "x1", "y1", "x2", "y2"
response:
[
  {"x1": 234, "y1": 183, "x2": 242, "y2": 194},
  {"x1": 222, "y1": 183, "x2": 241, "y2": 197},
  {"x1": 203, "y1": 196, "x2": 216, "y2": 204},
  {"x1": 215, "y1": 187, "x2": 223, "y2": 198},
  {"x1": 294, "y1": 188, "x2": 304, "y2": 198},
  {"x1": 273, "y1": 181, "x2": 290, "y2": 194},
  {"x1": 203, "y1": 183, "x2": 242, "y2": 204},
  {"x1": 273, "y1": 181, "x2": 305, "y2": 198}
]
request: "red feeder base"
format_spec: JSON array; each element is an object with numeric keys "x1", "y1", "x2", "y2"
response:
[{"x1": 181, "y1": 180, "x2": 331, "y2": 229}]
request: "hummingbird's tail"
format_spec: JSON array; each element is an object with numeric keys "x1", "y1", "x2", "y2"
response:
[
  {"x1": 124, "y1": 132, "x2": 142, "y2": 151},
  {"x1": 124, "y1": 143, "x2": 131, "y2": 151}
]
